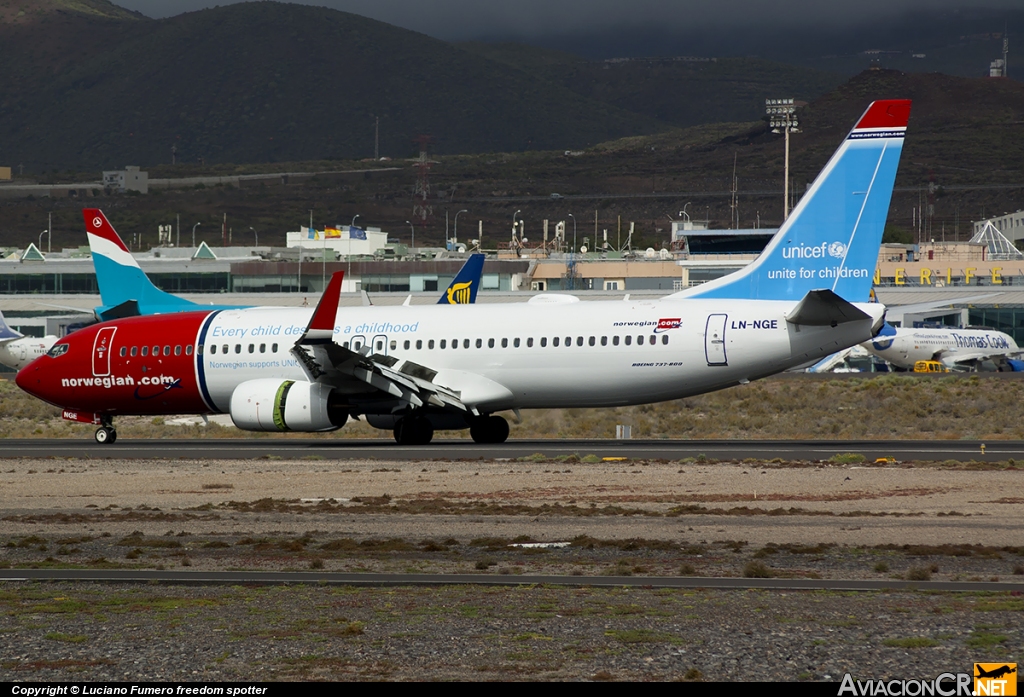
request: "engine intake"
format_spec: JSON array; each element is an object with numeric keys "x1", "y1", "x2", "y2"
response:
[{"x1": 229, "y1": 379, "x2": 347, "y2": 432}]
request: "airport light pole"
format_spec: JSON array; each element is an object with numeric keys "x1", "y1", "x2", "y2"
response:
[
  {"x1": 191, "y1": 222, "x2": 201, "y2": 247},
  {"x1": 568, "y1": 213, "x2": 576, "y2": 253},
  {"x1": 406, "y1": 220, "x2": 415, "y2": 252},
  {"x1": 453, "y1": 209, "x2": 467, "y2": 247},
  {"x1": 249, "y1": 226, "x2": 258, "y2": 247},
  {"x1": 766, "y1": 98, "x2": 799, "y2": 220},
  {"x1": 38, "y1": 229, "x2": 48, "y2": 253}
]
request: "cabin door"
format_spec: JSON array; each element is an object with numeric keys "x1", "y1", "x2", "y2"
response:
[
  {"x1": 92, "y1": 326, "x2": 117, "y2": 377},
  {"x1": 704, "y1": 314, "x2": 728, "y2": 366}
]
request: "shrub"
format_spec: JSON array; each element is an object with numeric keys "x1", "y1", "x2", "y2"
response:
[{"x1": 743, "y1": 561, "x2": 774, "y2": 578}]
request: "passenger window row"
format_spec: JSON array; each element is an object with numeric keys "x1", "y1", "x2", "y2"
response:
[
  {"x1": 208, "y1": 343, "x2": 280, "y2": 355},
  {"x1": 118, "y1": 342, "x2": 283, "y2": 358},
  {"x1": 342, "y1": 335, "x2": 669, "y2": 351},
  {"x1": 120, "y1": 345, "x2": 194, "y2": 358}
]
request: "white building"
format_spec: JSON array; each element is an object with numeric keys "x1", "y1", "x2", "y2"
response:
[
  {"x1": 973, "y1": 210, "x2": 1024, "y2": 243},
  {"x1": 286, "y1": 225, "x2": 388, "y2": 256},
  {"x1": 102, "y1": 166, "x2": 148, "y2": 194}
]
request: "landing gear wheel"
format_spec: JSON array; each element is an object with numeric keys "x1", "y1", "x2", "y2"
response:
[
  {"x1": 95, "y1": 427, "x2": 116, "y2": 444},
  {"x1": 393, "y1": 416, "x2": 434, "y2": 445},
  {"x1": 470, "y1": 415, "x2": 509, "y2": 444}
]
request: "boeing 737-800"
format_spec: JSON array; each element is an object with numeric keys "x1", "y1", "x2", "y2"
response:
[{"x1": 16, "y1": 100, "x2": 911, "y2": 445}]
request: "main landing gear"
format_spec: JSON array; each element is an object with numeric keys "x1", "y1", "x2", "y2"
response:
[
  {"x1": 393, "y1": 415, "x2": 434, "y2": 445},
  {"x1": 391, "y1": 413, "x2": 511, "y2": 445},
  {"x1": 469, "y1": 415, "x2": 509, "y2": 444},
  {"x1": 95, "y1": 417, "x2": 117, "y2": 444}
]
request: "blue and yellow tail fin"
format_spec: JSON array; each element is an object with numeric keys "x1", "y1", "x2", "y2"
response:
[{"x1": 438, "y1": 253, "x2": 486, "y2": 304}]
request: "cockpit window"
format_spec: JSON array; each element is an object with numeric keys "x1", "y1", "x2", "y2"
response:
[{"x1": 46, "y1": 343, "x2": 69, "y2": 358}]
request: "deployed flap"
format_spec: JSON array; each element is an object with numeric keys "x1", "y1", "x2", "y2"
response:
[
  {"x1": 785, "y1": 289, "x2": 871, "y2": 327},
  {"x1": 291, "y1": 339, "x2": 470, "y2": 414}
]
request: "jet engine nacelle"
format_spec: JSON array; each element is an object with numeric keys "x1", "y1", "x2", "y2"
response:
[{"x1": 229, "y1": 379, "x2": 347, "y2": 432}]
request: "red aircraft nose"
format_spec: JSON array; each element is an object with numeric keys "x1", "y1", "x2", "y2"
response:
[{"x1": 16, "y1": 355, "x2": 50, "y2": 403}]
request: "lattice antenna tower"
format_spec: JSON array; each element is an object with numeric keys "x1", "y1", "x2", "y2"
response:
[{"x1": 412, "y1": 135, "x2": 434, "y2": 223}]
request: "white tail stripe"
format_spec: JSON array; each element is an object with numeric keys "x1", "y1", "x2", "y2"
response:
[{"x1": 88, "y1": 233, "x2": 140, "y2": 269}]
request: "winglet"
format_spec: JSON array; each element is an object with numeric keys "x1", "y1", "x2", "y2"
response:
[{"x1": 298, "y1": 271, "x2": 344, "y2": 344}]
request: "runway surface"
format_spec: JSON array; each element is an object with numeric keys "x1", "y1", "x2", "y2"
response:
[
  {"x1": 0, "y1": 437, "x2": 1016, "y2": 461},
  {"x1": 2, "y1": 568, "x2": 1021, "y2": 593}
]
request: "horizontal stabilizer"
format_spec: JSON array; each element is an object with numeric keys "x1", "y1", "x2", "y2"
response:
[
  {"x1": 98, "y1": 299, "x2": 141, "y2": 322},
  {"x1": 785, "y1": 289, "x2": 871, "y2": 327}
]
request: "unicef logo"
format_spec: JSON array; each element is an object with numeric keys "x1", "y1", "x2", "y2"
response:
[{"x1": 828, "y1": 241, "x2": 847, "y2": 259}]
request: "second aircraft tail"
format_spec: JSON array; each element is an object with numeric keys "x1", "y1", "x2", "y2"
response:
[
  {"x1": 438, "y1": 253, "x2": 486, "y2": 305},
  {"x1": 84, "y1": 209, "x2": 200, "y2": 319}
]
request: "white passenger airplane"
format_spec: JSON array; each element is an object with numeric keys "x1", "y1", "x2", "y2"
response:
[
  {"x1": 864, "y1": 324, "x2": 1023, "y2": 371},
  {"x1": 16, "y1": 100, "x2": 911, "y2": 445},
  {"x1": 0, "y1": 311, "x2": 56, "y2": 370}
]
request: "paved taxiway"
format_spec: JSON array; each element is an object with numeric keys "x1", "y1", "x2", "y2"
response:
[
  {"x1": 2, "y1": 569, "x2": 1021, "y2": 593},
  {"x1": 0, "y1": 437, "x2": 1016, "y2": 461}
]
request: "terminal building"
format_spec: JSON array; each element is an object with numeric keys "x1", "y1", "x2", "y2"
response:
[{"x1": 4, "y1": 217, "x2": 1024, "y2": 345}]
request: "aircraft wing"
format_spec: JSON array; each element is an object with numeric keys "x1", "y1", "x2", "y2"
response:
[
  {"x1": 935, "y1": 349, "x2": 1024, "y2": 369},
  {"x1": 936, "y1": 350, "x2": 990, "y2": 367},
  {"x1": 290, "y1": 271, "x2": 473, "y2": 414}
]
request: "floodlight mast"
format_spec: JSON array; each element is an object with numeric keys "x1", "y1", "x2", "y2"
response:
[{"x1": 766, "y1": 98, "x2": 800, "y2": 220}]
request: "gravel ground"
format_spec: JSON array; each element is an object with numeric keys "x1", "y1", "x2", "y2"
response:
[
  {"x1": 1, "y1": 456, "x2": 1022, "y2": 681},
  {"x1": 2, "y1": 582, "x2": 1021, "y2": 681}
]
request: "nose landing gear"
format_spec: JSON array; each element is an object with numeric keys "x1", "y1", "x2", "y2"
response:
[{"x1": 95, "y1": 417, "x2": 117, "y2": 444}]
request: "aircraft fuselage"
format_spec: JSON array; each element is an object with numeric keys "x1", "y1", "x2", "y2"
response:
[{"x1": 18, "y1": 297, "x2": 885, "y2": 417}]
